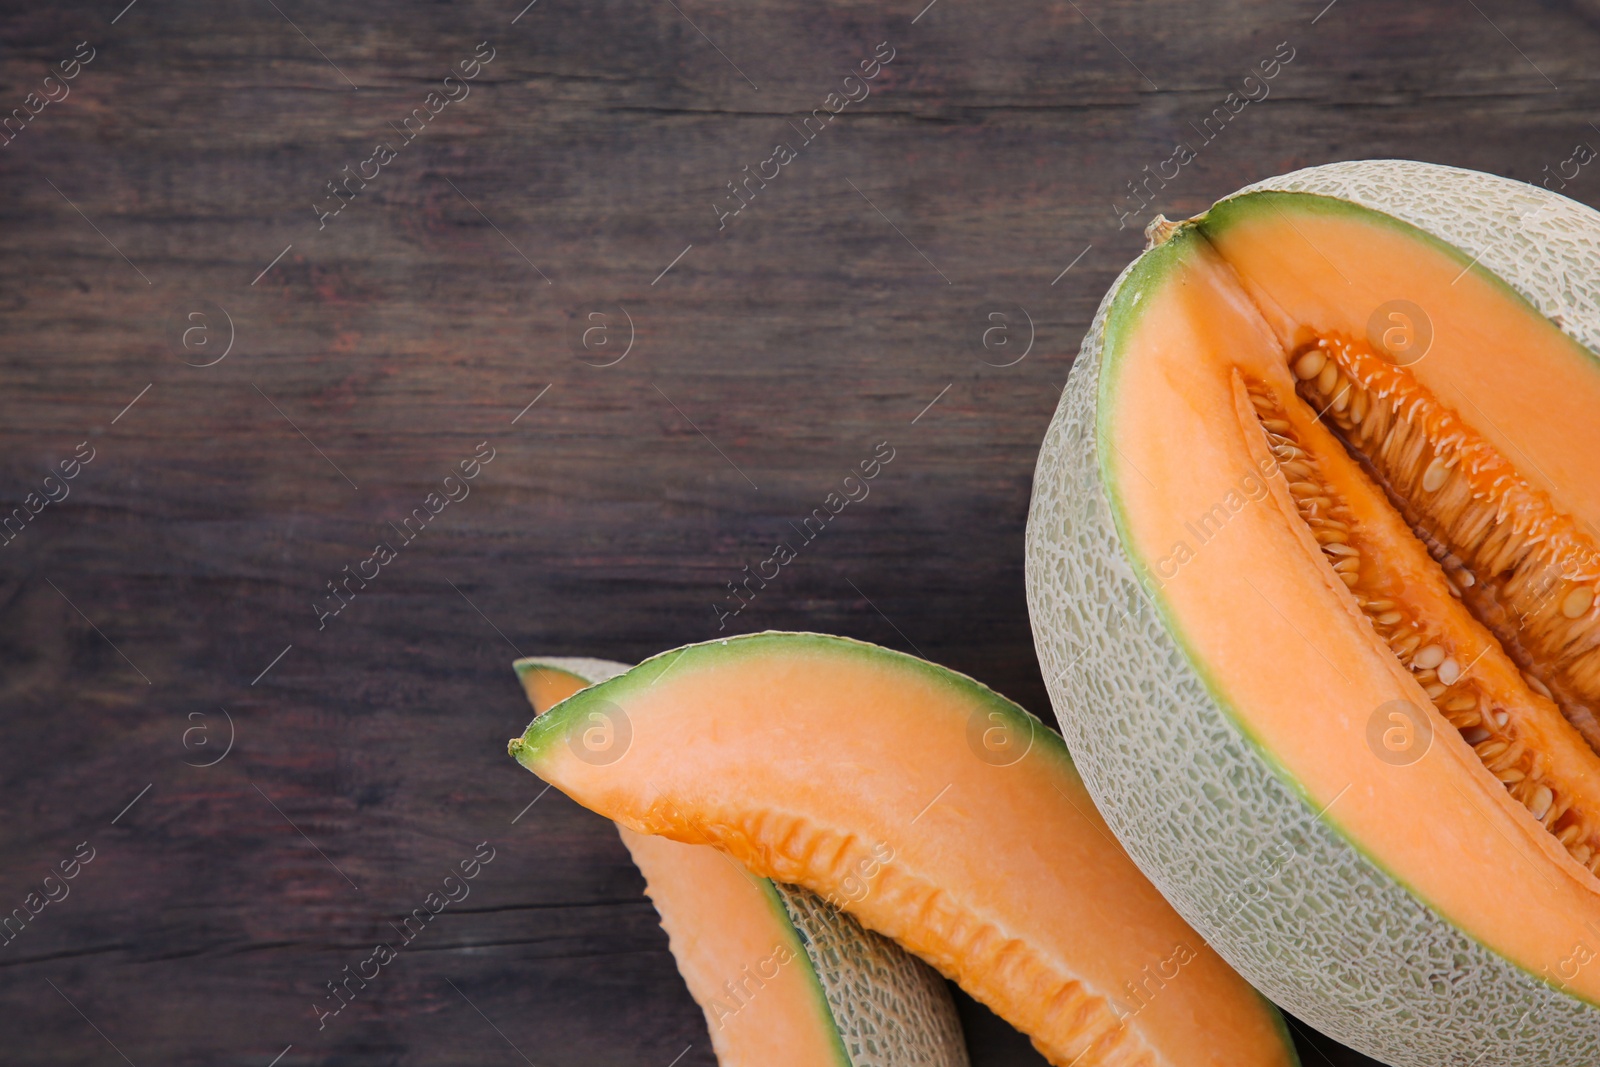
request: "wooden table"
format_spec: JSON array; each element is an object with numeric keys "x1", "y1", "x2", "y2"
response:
[{"x1": 1, "y1": 0, "x2": 1589, "y2": 1062}]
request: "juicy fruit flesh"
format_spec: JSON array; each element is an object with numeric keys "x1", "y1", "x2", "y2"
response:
[{"x1": 1250, "y1": 335, "x2": 1600, "y2": 873}]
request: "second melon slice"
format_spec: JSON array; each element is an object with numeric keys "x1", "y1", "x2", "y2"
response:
[
  {"x1": 515, "y1": 656, "x2": 969, "y2": 1067},
  {"x1": 509, "y1": 634, "x2": 1297, "y2": 1067}
]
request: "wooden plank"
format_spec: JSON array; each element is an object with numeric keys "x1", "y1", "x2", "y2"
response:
[{"x1": 2, "y1": 0, "x2": 1595, "y2": 1062}]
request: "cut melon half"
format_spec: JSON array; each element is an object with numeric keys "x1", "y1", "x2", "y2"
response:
[
  {"x1": 513, "y1": 656, "x2": 969, "y2": 1067},
  {"x1": 1026, "y1": 161, "x2": 1600, "y2": 1065},
  {"x1": 508, "y1": 634, "x2": 1298, "y2": 1067}
]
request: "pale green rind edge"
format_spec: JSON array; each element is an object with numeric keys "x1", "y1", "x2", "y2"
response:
[
  {"x1": 1026, "y1": 160, "x2": 1600, "y2": 1066},
  {"x1": 513, "y1": 656, "x2": 632, "y2": 688},
  {"x1": 511, "y1": 650, "x2": 969, "y2": 1067}
]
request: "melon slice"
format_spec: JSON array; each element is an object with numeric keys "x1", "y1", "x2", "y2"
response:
[
  {"x1": 508, "y1": 634, "x2": 1298, "y2": 1067},
  {"x1": 514, "y1": 656, "x2": 970, "y2": 1067},
  {"x1": 1026, "y1": 160, "x2": 1600, "y2": 1066}
]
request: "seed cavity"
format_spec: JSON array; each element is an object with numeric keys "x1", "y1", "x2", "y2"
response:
[
  {"x1": 1244, "y1": 366, "x2": 1600, "y2": 875},
  {"x1": 1294, "y1": 336, "x2": 1600, "y2": 756}
]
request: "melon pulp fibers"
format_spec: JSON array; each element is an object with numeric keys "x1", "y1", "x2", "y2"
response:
[
  {"x1": 508, "y1": 633, "x2": 1298, "y2": 1067},
  {"x1": 514, "y1": 656, "x2": 968, "y2": 1067},
  {"x1": 1025, "y1": 160, "x2": 1600, "y2": 1066}
]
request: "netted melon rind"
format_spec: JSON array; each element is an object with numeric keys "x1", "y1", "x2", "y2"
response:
[
  {"x1": 1024, "y1": 160, "x2": 1600, "y2": 1066},
  {"x1": 775, "y1": 883, "x2": 970, "y2": 1067}
]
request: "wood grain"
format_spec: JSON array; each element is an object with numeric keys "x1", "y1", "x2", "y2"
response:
[{"x1": 2, "y1": 0, "x2": 1597, "y2": 1062}]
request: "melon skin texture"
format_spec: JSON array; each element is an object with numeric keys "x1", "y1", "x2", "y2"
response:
[
  {"x1": 1025, "y1": 160, "x2": 1600, "y2": 1065},
  {"x1": 513, "y1": 656, "x2": 969, "y2": 1067}
]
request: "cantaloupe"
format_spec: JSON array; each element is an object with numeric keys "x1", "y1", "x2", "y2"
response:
[
  {"x1": 1026, "y1": 160, "x2": 1600, "y2": 1065},
  {"x1": 508, "y1": 633, "x2": 1298, "y2": 1067},
  {"x1": 514, "y1": 656, "x2": 969, "y2": 1067}
]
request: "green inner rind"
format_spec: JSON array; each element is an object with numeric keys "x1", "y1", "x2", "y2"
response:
[
  {"x1": 1092, "y1": 190, "x2": 1600, "y2": 1009},
  {"x1": 508, "y1": 630, "x2": 1073, "y2": 779}
]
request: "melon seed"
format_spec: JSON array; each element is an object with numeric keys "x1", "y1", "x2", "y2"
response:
[
  {"x1": 1530, "y1": 785, "x2": 1556, "y2": 821},
  {"x1": 1437, "y1": 658, "x2": 1462, "y2": 686},
  {"x1": 1350, "y1": 391, "x2": 1368, "y2": 424},
  {"x1": 1294, "y1": 350, "x2": 1328, "y2": 380},
  {"x1": 1315, "y1": 362, "x2": 1339, "y2": 394},
  {"x1": 1392, "y1": 632, "x2": 1423, "y2": 658},
  {"x1": 1422, "y1": 457, "x2": 1450, "y2": 493},
  {"x1": 1475, "y1": 740, "x2": 1509, "y2": 760},
  {"x1": 1413, "y1": 645, "x2": 1447, "y2": 670},
  {"x1": 1492, "y1": 741, "x2": 1527, "y2": 771},
  {"x1": 1563, "y1": 585, "x2": 1595, "y2": 620},
  {"x1": 1461, "y1": 726, "x2": 1492, "y2": 745}
]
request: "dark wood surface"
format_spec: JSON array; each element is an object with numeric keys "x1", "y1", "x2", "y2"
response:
[{"x1": 2, "y1": 1, "x2": 1595, "y2": 1063}]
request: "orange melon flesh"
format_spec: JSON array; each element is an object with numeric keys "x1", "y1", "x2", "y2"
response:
[
  {"x1": 1101, "y1": 199, "x2": 1600, "y2": 1007},
  {"x1": 519, "y1": 663, "x2": 589, "y2": 712},
  {"x1": 509, "y1": 634, "x2": 1298, "y2": 1067}
]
